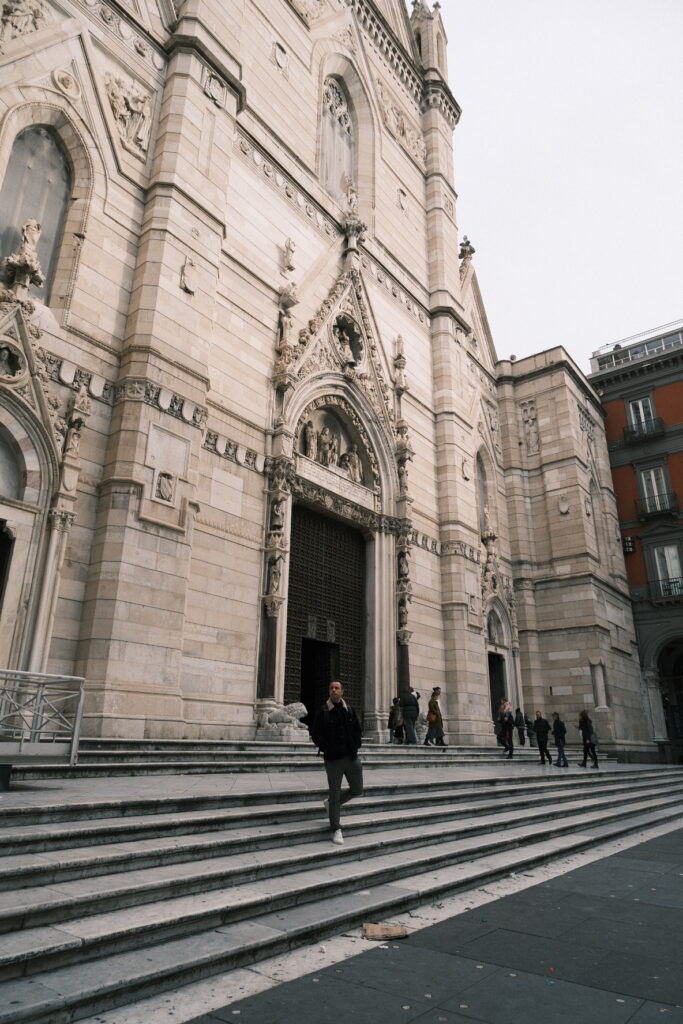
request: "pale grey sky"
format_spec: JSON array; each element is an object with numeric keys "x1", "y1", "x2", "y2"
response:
[{"x1": 434, "y1": 0, "x2": 683, "y2": 372}]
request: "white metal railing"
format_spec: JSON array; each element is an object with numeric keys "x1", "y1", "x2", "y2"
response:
[{"x1": 0, "y1": 670, "x2": 85, "y2": 765}]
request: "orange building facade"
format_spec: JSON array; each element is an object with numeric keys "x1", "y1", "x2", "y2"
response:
[{"x1": 590, "y1": 322, "x2": 683, "y2": 761}]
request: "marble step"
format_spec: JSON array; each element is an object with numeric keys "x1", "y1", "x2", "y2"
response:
[
  {"x1": 2, "y1": 774, "x2": 681, "y2": 890},
  {"x1": 1, "y1": 784, "x2": 682, "y2": 937},
  {"x1": 0, "y1": 764, "x2": 670, "y2": 833},
  {"x1": 0, "y1": 800, "x2": 679, "y2": 1024}
]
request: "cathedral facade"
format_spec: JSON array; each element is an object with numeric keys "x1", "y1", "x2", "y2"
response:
[{"x1": 0, "y1": 0, "x2": 659, "y2": 757}]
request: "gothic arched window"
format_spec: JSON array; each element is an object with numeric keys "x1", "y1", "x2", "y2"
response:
[
  {"x1": 321, "y1": 77, "x2": 355, "y2": 203},
  {"x1": 0, "y1": 126, "x2": 72, "y2": 303}
]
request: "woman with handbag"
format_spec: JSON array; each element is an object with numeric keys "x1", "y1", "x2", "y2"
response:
[
  {"x1": 577, "y1": 709, "x2": 599, "y2": 768},
  {"x1": 425, "y1": 687, "x2": 447, "y2": 747}
]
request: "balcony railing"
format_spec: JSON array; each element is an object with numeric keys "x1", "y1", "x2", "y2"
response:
[
  {"x1": 636, "y1": 491, "x2": 679, "y2": 518},
  {"x1": 0, "y1": 670, "x2": 85, "y2": 766},
  {"x1": 650, "y1": 577, "x2": 683, "y2": 602},
  {"x1": 623, "y1": 418, "x2": 665, "y2": 444}
]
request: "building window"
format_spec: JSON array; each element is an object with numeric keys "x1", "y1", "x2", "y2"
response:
[
  {"x1": 628, "y1": 396, "x2": 653, "y2": 429},
  {"x1": 652, "y1": 544, "x2": 683, "y2": 597},
  {"x1": 0, "y1": 126, "x2": 72, "y2": 303},
  {"x1": 639, "y1": 466, "x2": 669, "y2": 513},
  {"x1": 321, "y1": 77, "x2": 355, "y2": 203}
]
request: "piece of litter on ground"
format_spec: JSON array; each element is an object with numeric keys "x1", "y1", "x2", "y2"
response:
[
  {"x1": 362, "y1": 923, "x2": 408, "y2": 940},
  {"x1": 318, "y1": 945, "x2": 326, "y2": 952}
]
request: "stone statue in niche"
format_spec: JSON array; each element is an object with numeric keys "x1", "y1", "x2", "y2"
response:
[
  {"x1": 521, "y1": 401, "x2": 539, "y2": 454},
  {"x1": 333, "y1": 322, "x2": 355, "y2": 366},
  {"x1": 155, "y1": 472, "x2": 174, "y2": 502},
  {"x1": 328, "y1": 436, "x2": 339, "y2": 467},
  {"x1": 317, "y1": 425, "x2": 332, "y2": 466},
  {"x1": 270, "y1": 498, "x2": 284, "y2": 531},
  {"x1": 69, "y1": 382, "x2": 91, "y2": 421},
  {"x1": 267, "y1": 557, "x2": 282, "y2": 595},
  {"x1": 1, "y1": 218, "x2": 44, "y2": 299},
  {"x1": 345, "y1": 444, "x2": 362, "y2": 483},
  {"x1": 105, "y1": 72, "x2": 152, "y2": 154},
  {"x1": 0, "y1": 345, "x2": 20, "y2": 378},
  {"x1": 0, "y1": 0, "x2": 47, "y2": 41},
  {"x1": 303, "y1": 420, "x2": 317, "y2": 460},
  {"x1": 398, "y1": 550, "x2": 409, "y2": 579},
  {"x1": 398, "y1": 596, "x2": 409, "y2": 629}
]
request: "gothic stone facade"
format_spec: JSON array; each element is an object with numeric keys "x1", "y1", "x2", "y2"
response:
[{"x1": 0, "y1": 0, "x2": 658, "y2": 757}]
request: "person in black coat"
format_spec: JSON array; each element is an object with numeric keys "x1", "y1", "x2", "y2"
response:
[
  {"x1": 514, "y1": 707, "x2": 526, "y2": 746},
  {"x1": 577, "y1": 709, "x2": 599, "y2": 768},
  {"x1": 551, "y1": 712, "x2": 568, "y2": 767},
  {"x1": 311, "y1": 681, "x2": 363, "y2": 845},
  {"x1": 399, "y1": 686, "x2": 420, "y2": 745},
  {"x1": 499, "y1": 700, "x2": 515, "y2": 759},
  {"x1": 533, "y1": 710, "x2": 552, "y2": 765}
]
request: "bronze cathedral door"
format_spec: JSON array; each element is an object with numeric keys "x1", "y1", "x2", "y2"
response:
[{"x1": 284, "y1": 504, "x2": 365, "y2": 721}]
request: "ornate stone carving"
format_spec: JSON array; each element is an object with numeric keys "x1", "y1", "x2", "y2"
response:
[
  {"x1": 104, "y1": 72, "x2": 152, "y2": 155},
  {"x1": 394, "y1": 335, "x2": 408, "y2": 396},
  {"x1": 1, "y1": 220, "x2": 44, "y2": 301},
  {"x1": 180, "y1": 256, "x2": 197, "y2": 294},
  {"x1": 0, "y1": 0, "x2": 47, "y2": 43},
  {"x1": 289, "y1": 0, "x2": 325, "y2": 23},
  {"x1": 155, "y1": 472, "x2": 174, "y2": 502},
  {"x1": 295, "y1": 395, "x2": 379, "y2": 493},
  {"x1": 520, "y1": 400, "x2": 539, "y2": 454},
  {"x1": 282, "y1": 237, "x2": 296, "y2": 274},
  {"x1": 323, "y1": 78, "x2": 353, "y2": 136},
  {"x1": 376, "y1": 80, "x2": 426, "y2": 167},
  {"x1": 0, "y1": 341, "x2": 23, "y2": 379},
  {"x1": 459, "y1": 235, "x2": 475, "y2": 281}
]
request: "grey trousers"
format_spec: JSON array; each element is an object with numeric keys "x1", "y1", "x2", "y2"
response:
[{"x1": 324, "y1": 755, "x2": 363, "y2": 830}]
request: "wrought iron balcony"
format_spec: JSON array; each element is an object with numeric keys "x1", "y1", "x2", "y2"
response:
[
  {"x1": 636, "y1": 491, "x2": 679, "y2": 518},
  {"x1": 649, "y1": 577, "x2": 683, "y2": 602},
  {"x1": 623, "y1": 417, "x2": 665, "y2": 443}
]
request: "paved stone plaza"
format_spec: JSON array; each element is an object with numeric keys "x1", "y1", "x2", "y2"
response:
[{"x1": 185, "y1": 827, "x2": 683, "y2": 1024}]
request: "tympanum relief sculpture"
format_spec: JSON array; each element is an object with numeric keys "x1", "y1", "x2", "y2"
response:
[{"x1": 301, "y1": 416, "x2": 365, "y2": 485}]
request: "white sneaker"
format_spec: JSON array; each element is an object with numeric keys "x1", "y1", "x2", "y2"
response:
[
  {"x1": 323, "y1": 797, "x2": 329, "y2": 816},
  {"x1": 332, "y1": 829, "x2": 343, "y2": 845}
]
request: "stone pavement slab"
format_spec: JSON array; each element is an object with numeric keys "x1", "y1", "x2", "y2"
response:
[{"x1": 186, "y1": 828, "x2": 683, "y2": 1024}]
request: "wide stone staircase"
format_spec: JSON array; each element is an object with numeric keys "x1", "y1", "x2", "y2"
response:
[
  {"x1": 1, "y1": 761, "x2": 682, "y2": 1023},
  {"x1": 11, "y1": 737, "x2": 574, "y2": 782}
]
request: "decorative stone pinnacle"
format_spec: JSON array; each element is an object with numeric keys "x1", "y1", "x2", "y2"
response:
[{"x1": 459, "y1": 235, "x2": 475, "y2": 262}]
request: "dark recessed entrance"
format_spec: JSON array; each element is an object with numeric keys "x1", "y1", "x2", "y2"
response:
[
  {"x1": 285, "y1": 504, "x2": 365, "y2": 721},
  {"x1": 488, "y1": 652, "x2": 506, "y2": 720}
]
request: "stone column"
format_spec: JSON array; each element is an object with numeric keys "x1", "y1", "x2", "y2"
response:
[{"x1": 28, "y1": 508, "x2": 75, "y2": 672}]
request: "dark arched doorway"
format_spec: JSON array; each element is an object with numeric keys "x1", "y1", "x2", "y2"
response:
[
  {"x1": 284, "y1": 504, "x2": 365, "y2": 721},
  {"x1": 488, "y1": 652, "x2": 506, "y2": 720},
  {"x1": 658, "y1": 640, "x2": 683, "y2": 763}
]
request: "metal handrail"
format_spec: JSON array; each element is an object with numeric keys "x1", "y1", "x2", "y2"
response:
[
  {"x1": 0, "y1": 670, "x2": 85, "y2": 765},
  {"x1": 636, "y1": 491, "x2": 678, "y2": 517},
  {"x1": 650, "y1": 577, "x2": 683, "y2": 601},
  {"x1": 623, "y1": 418, "x2": 665, "y2": 443}
]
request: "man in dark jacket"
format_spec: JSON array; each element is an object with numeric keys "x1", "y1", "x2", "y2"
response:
[
  {"x1": 399, "y1": 686, "x2": 420, "y2": 745},
  {"x1": 533, "y1": 710, "x2": 553, "y2": 765},
  {"x1": 551, "y1": 712, "x2": 568, "y2": 767},
  {"x1": 311, "y1": 680, "x2": 363, "y2": 846}
]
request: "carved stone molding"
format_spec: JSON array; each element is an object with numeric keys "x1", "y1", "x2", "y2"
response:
[
  {"x1": 233, "y1": 130, "x2": 338, "y2": 240},
  {"x1": 204, "y1": 431, "x2": 266, "y2": 473},
  {"x1": 577, "y1": 403, "x2": 596, "y2": 444},
  {"x1": 376, "y1": 80, "x2": 426, "y2": 168},
  {"x1": 48, "y1": 508, "x2": 76, "y2": 532},
  {"x1": 114, "y1": 378, "x2": 207, "y2": 429}
]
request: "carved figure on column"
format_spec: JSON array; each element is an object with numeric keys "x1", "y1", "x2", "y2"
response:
[
  {"x1": 267, "y1": 556, "x2": 282, "y2": 595},
  {"x1": 398, "y1": 594, "x2": 410, "y2": 629},
  {"x1": 521, "y1": 400, "x2": 539, "y2": 454},
  {"x1": 270, "y1": 498, "x2": 285, "y2": 532},
  {"x1": 394, "y1": 334, "x2": 408, "y2": 396}
]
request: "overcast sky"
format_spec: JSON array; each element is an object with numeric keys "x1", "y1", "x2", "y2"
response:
[{"x1": 433, "y1": 0, "x2": 683, "y2": 373}]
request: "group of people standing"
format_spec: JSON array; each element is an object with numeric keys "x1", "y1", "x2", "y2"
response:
[
  {"x1": 388, "y1": 686, "x2": 447, "y2": 747},
  {"x1": 497, "y1": 700, "x2": 599, "y2": 768}
]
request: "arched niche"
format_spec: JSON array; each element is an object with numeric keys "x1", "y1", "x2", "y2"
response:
[
  {"x1": 0, "y1": 126, "x2": 72, "y2": 302},
  {"x1": 314, "y1": 51, "x2": 377, "y2": 221},
  {"x1": 294, "y1": 393, "x2": 381, "y2": 497},
  {"x1": 0, "y1": 102, "x2": 104, "y2": 319}
]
